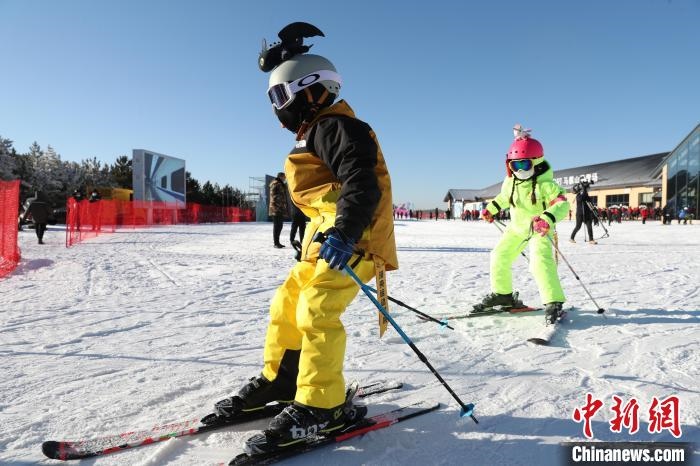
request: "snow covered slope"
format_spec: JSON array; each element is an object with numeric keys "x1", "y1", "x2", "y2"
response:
[{"x1": 1, "y1": 220, "x2": 698, "y2": 465}]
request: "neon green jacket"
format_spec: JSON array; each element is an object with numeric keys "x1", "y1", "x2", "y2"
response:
[{"x1": 485, "y1": 159, "x2": 569, "y2": 235}]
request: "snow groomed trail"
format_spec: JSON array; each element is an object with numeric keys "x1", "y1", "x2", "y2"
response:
[{"x1": 1, "y1": 220, "x2": 698, "y2": 465}]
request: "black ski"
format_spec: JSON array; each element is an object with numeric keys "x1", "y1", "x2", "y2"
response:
[
  {"x1": 41, "y1": 380, "x2": 403, "y2": 461},
  {"x1": 453, "y1": 305, "x2": 542, "y2": 320},
  {"x1": 228, "y1": 402, "x2": 441, "y2": 465}
]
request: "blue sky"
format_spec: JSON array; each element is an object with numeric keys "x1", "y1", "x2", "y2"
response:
[{"x1": 1, "y1": 0, "x2": 698, "y2": 209}]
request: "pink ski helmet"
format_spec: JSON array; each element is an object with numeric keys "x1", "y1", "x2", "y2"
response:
[
  {"x1": 505, "y1": 135, "x2": 544, "y2": 177},
  {"x1": 506, "y1": 137, "x2": 544, "y2": 161}
]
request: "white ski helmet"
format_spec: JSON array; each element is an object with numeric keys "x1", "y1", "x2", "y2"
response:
[{"x1": 267, "y1": 54, "x2": 341, "y2": 111}]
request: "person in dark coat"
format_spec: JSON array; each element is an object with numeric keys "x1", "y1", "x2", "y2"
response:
[
  {"x1": 570, "y1": 189, "x2": 596, "y2": 244},
  {"x1": 22, "y1": 193, "x2": 51, "y2": 244},
  {"x1": 289, "y1": 203, "x2": 308, "y2": 261},
  {"x1": 269, "y1": 172, "x2": 289, "y2": 248},
  {"x1": 662, "y1": 204, "x2": 671, "y2": 225}
]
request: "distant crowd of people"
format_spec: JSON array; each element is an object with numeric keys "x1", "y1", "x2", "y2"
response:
[
  {"x1": 585, "y1": 204, "x2": 695, "y2": 225},
  {"x1": 393, "y1": 208, "x2": 510, "y2": 221},
  {"x1": 390, "y1": 204, "x2": 695, "y2": 225}
]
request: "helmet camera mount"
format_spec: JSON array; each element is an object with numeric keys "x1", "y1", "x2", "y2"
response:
[{"x1": 259, "y1": 22, "x2": 324, "y2": 72}]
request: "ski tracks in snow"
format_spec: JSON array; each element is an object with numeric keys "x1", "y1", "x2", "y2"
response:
[{"x1": 1, "y1": 222, "x2": 699, "y2": 465}]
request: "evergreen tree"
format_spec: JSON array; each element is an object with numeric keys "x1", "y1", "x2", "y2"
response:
[
  {"x1": 110, "y1": 155, "x2": 132, "y2": 189},
  {"x1": 201, "y1": 180, "x2": 217, "y2": 205},
  {"x1": 0, "y1": 136, "x2": 16, "y2": 180},
  {"x1": 28, "y1": 141, "x2": 42, "y2": 158},
  {"x1": 213, "y1": 183, "x2": 223, "y2": 206},
  {"x1": 186, "y1": 171, "x2": 203, "y2": 203},
  {"x1": 232, "y1": 186, "x2": 250, "y2": 208},
  {"x1": 27, "y1": 142, "x2": 63, "y2": 198},
  {"x1": 2, "y1": 136, "x2": 251, "y2": 210},
  {"x1": 13, "y1": 152, "x2": 32, "y2": 195},
  {"x1": 21, "y1": 141, "x2": 42, "y2": 196},
  {"x1": 220, "y1": 184, "x2": 249, "y2": 208},
  {"x1": 62, "y1": 161, "x2": 84, "y2": 198},
  {"x1": 221, "y1": 184, "x2": 233, "y2": 206},
  {"x1": 80, "y1": 157, "x2": 114, "y2": 190}
]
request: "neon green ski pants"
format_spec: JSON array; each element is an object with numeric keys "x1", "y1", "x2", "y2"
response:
[{"x1": 490, "y1": 229, "x2": 565, "y2": 304}]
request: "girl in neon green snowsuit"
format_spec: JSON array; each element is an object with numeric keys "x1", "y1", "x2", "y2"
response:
[{"x1": 480, "y1": 126, "x2": 570, "y2": 324}]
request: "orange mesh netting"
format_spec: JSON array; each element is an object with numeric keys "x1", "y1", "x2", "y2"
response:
[
  {"x1": 66, "y1": 199, "x2": 255, "y2": 247},
  {"x1": 0, "y1": 180, "x2": 21, "y2": 277}
]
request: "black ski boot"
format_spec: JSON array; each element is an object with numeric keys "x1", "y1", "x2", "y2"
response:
[
  {"x1": 213, "y1": 374, "x2": 296, "y2": 418},
  {"x1": 291, "y1": 240, "x2": 302, "y2": 261},
  {"x1": 472, "y1": 291, "x2": 524, "y2": 313},
  {"x1": 544, "y1": 302, "x2": 564, "y2": 325},
  {"x1": 245, "y1": 400, "x2": 367, "y2": 455}
]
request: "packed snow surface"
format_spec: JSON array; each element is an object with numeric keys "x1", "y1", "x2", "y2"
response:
[{"x1": 1, "y1": 220, "x2": 698, "y2": 465}]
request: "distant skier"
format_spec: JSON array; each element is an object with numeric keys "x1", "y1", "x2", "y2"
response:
[
  {"x1": 22, "y1": 192, "x2": 51, "y2": 244},
  {"x1": 478, "y1": 125, "x2": 570, "y2": 324},
  {"x1": 88, "y1": 189, "x2": 102, "y2": 231},
  {"x1": 662, "y1": 204, "x2": 672, "y2": 224},
  {"x1": 269, "y1": 172, "x2": 289, "y2": 248},
  {"x1": 211, "y1": 22, "x2": 398, "y2": 455},
  {"x1": 569, "y1": 181, "x2": 596, "y2": 244}
]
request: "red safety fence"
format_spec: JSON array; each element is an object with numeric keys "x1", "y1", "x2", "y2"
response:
[
  {"x1": 0, "y1": 180, "x2": 21, "y2": 277},
  {"x1": 66, "y1": 199, "x2": 255, "y2": 247}
]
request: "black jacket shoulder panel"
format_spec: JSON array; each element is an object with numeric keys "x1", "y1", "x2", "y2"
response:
[{"x1": 307, "y1": 114, "x2": 381, "y2": 241}]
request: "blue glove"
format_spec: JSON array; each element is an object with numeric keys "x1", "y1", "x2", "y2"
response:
[{"x1": 317, "y1": 228, "x2": 356, "y2": 270}]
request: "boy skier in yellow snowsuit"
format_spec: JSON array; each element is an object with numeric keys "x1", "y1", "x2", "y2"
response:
[{"x1": 210, "y1": 23, "x2": 397, "y2": 455}]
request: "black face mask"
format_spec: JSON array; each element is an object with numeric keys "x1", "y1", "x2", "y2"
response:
[{"x1": 274, "y1": 100, "x2": 305, "y2": 133}]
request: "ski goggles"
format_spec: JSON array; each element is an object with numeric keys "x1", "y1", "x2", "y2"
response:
[
  {"x1": 508, "y1": 159, "x2": 534, "y2": 172},
  {"x1": 267, "y1": 70, "x2": 342, "y2": 110}
]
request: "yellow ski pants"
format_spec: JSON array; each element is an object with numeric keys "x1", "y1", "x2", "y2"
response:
[{"x1": 261, "y1": 258, "x2": 375, "y2": 409}]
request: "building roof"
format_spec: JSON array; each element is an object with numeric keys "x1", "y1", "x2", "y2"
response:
[
  {"x1": 443, "y1": 188, "x2": 491, "y2": 203},
  {"x1": 445, "y1": 152, "x2": 668, "y2": 203},
  {"x1": 551, "y1": 152, "x2": 667, "y2": 191}
]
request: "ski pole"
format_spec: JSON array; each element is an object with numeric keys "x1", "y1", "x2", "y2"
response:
[
  {"x1": 365, "y1": 285, "x2": 454, "y2": 330},
  {"x1": 544, "y1": 235, "x2": 606, "y2": 314},
  {"x1": 494, "y1": 220, "x2": 529, "y2": 263},
  {"x1": 344, "y1": 265, "x2": 478, "y2": 423},
  {"x1": 586, "y1": 200, "x2": 609, "y2": 239}
]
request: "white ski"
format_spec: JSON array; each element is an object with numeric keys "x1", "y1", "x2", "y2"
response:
[{"x1": 527, "y1": 310, "x2": 568, "y2": 345}]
